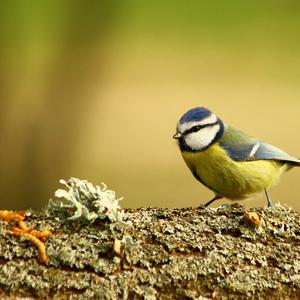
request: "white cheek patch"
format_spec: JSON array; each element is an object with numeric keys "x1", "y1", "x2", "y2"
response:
[
  {"x1": 185, "y1": 124, "x2": 220, "y2": 151},
  {"x1": 178, "y1": 114, "x2": 218, "y2": 134}
]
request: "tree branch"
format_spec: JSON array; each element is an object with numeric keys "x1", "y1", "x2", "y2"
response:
[{"x1": 0, "y1": 178, "x2": 299, "y2": 299}]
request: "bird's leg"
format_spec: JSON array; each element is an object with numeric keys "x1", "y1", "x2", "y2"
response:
[
  {"x1": 264, "y1": 189, "x2": 273, "y2": 208},
  {"x1": 203, "y1": 195, "x2": 223, "y2": 207}
]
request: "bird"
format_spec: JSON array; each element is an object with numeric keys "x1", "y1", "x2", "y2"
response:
[{"x1": 173, "y1": 107, "x2": 300, "y2": 207}]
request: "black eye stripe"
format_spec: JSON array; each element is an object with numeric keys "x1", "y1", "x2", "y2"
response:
[{"x1": 183, "y1": 121, "x2": 219, "y2": 135}]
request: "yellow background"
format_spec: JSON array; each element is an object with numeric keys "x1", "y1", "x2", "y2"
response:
[{"x1": 1, "y1": 1, "x2": 300, "y2": 210}]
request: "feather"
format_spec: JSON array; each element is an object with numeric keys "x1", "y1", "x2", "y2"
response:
[{"x1": 219, "y1": 125, "x2": 300, "y2": 166}]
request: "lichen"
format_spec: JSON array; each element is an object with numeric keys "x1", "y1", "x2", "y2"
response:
[
  {"x1": 0, "y1": 185, "x2": 300, "y2": 299},
  {"x1": 46, "y1": 177, "x2": 123, "y2": 223}
]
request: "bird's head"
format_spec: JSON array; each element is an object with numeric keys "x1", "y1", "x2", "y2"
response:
[{"x1": 173, "y1": 107, "x2": 224, "y2": 151}]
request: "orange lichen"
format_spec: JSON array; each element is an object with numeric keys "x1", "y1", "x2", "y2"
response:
[
  {"x1": 0, "y1": 210, "x2": 52, "y2": 263},
  {"x1": 14, "y1": 221, "x2": 52, "y2": 241},
  {"x1": 113, "y1": 238, "x2": 122, "y2": 255},
  {"x1": 11, "y1": 230, "x2": 48, "y2": 263},
  {"x1": 243, "y1": 212, "x2": 261, "y2": 226},
  {"x1": 0, "y1": 210, "x2": 25, "y2": 222}
]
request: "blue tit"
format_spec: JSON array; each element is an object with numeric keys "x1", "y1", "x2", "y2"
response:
[{"x1": 173, "y1": 107, "x2": 300, "y2": 207}]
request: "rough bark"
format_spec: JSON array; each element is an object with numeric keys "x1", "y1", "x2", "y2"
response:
[{"x1": 0, "y1": 204, "x2": 299, "y2": 299}]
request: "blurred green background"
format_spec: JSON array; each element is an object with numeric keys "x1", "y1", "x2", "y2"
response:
[{"x1": 1, "y1": 1, "x2": 300, "y2": 211}]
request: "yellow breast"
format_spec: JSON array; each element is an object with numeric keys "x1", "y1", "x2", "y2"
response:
[{"x1": 181, "y1": 144, "x2": 286, "y2": 199}]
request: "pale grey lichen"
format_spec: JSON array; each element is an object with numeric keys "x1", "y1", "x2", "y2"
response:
[
  {"x1": 46, "y1": 177, "x2": 123, "y2": 223},
  {"x1": 1, "y1": 197, "x2": 300, "y2": 299}
]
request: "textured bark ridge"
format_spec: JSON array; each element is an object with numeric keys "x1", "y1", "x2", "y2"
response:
[{"x1": 0, "y1": 202, "x2": 300, "y2": 300}]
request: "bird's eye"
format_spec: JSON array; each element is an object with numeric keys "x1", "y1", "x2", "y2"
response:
[
  {"x1": 193, "y1": 125, "x2": 202, "y2": 132},
  {"x1": 184, "y1": 124, "x2": 205, "y2": 135}
]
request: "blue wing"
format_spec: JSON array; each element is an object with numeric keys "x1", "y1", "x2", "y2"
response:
[{"x1": 219, "y1": 125, "x2": 300, "y2": 165}]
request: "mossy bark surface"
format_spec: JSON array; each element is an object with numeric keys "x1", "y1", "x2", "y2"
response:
[{"x1": 0, "y1": 204, "x2": 300, "y2": 299}]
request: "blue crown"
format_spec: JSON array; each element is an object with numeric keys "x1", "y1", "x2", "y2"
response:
[{"x1": 179, "y1": 107, "x2": 212, "y2": 124}]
